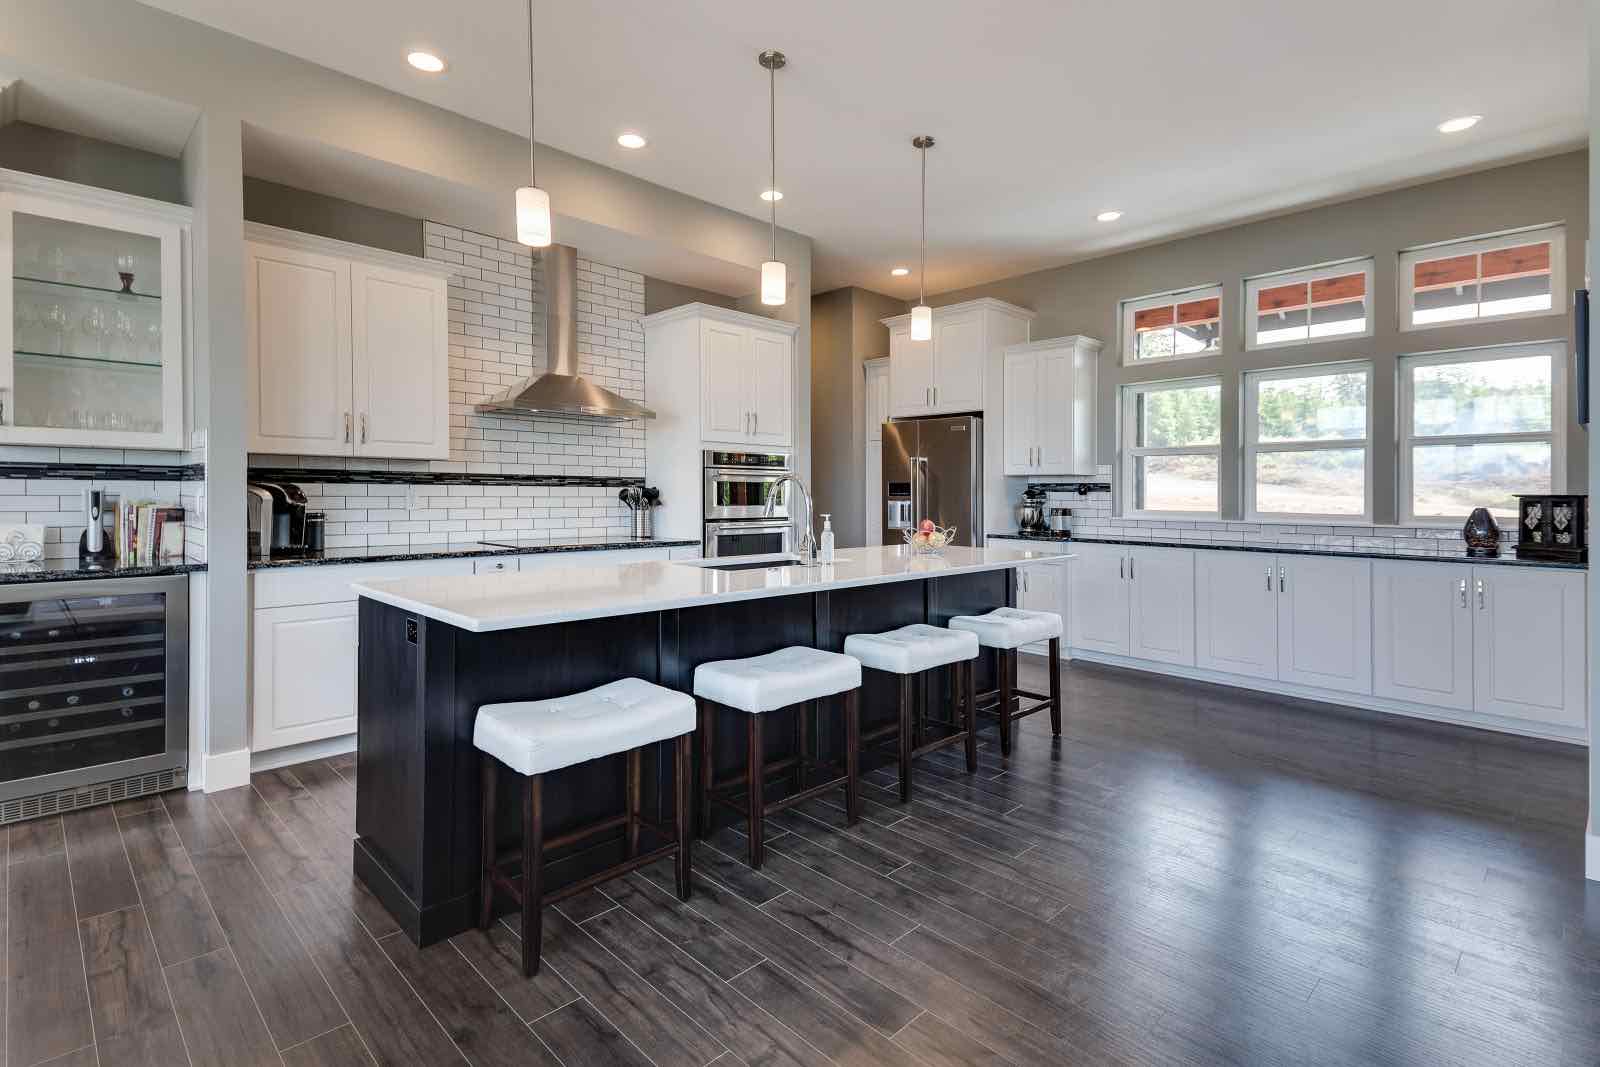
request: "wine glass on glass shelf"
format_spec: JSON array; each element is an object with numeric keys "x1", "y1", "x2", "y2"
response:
[
  {"x1": 81, "y1": 306, "x2": 109, "y2": 358},
  {"x1": 113, "y1": 311, "x2": 136, "y2": 361},
  {"x1": 43, "y1": 304, "x2": 70, "y2": 356},
  {"x1": 13, "y1": 301, "x2": 37, "y2": 353},
  {"x1": 143, "y1": 318, "x2": 162, "y2": 362}
]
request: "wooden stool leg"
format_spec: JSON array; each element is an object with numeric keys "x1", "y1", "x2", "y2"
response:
[
  {"x1": 521, "y1": 773, "x2": 543, "y2": 977},
  {"x1": 478, "y1": 757, "x2": 497, "y2": 930},
  {"x1": 844, "y1": 688, "x2": 862, "y2": 825},
  {"x1": 674, "y1": 733, "x2": 693, "y2": 901},
  {"x1": 796, "y1": 700, "x2": 811, "y2": 793},
  {"x1": 897, "y1": 674, "x2": 915, "y2": 803},
  {"x1": 626, "y1": 747, "x2": 641, "y2": 859},
  {"x1": 1048, "y1": 637, "x2": 1062, "y2": 736},
  {"x1": 697, "y1": 699, "x2": 715, "y2": 838},
  {"x1": 963, "y1": 659, "x2": 978, "y2": 774},
  {"x1": 997, "y1": 649, "x2": 1014, "y2": 757},
  {"x1": 948, "y1": 662, "x2": 960, "y2": 731},
  {"x1": 746, "y1": 713, "x2": 765, "y2": 869}
]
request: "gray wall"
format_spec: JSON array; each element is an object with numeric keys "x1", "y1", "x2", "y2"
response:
[
  {"x1": 243, "y1": 176, "x2": 423, "y2": 256},
  {"x1": 810, "y1": 286, "x2": 907, "y2": 546},
  {"x1": 643, "y1": 276, "x2": 736, "y2": 316},
  {"x1": 1587, "y1": 0, "x2": 1598, "y2": 858},
  {"x1": 0, "y1": 120, "x2": 183, "y2": 202},
  {"x1": 934, "y1": 151, "x2": 1589, "y2": 525}
]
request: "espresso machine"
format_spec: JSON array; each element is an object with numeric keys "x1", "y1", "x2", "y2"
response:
[{"x1": 247, "y1": 481, "x2": 309, "y2": 558}]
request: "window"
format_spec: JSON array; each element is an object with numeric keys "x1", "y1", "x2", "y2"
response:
[
  {"x1": 1244, "y1": 363, "x2": 1372, "y2": 522},
  {"x1": 1121, "y1": 285, "x2": 1222, "y2": 364},
  {"x1": 1400, "y1": 225, "x2": 1565, "y2": 330},
  {"x1": 1245, "y1": 259, "x2": 1373, "y2": 350},
  {"x1": 1399, "y1": 343, "x2": 1563, "y2": 523},
  {"x1": 1121, "y1": 378, "x2": 1221, "y2": 516}
]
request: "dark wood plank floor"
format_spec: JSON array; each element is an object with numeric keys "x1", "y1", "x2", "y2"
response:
[{"x1": 5, "y1": 659, "x2": 1598, "y2": 1065}]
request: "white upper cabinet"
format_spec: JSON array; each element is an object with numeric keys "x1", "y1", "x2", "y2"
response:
[
  {"x1": 748, "y1": 327, "x2": 793, "y2": 445},
  {"x1": 864, "y1": 357, "x2": 891, "y2": 443},
  {"x1": 698, "y1": 318, "x2": 750, "y2": 440},
  {"x1": 882, "y1": 299, "x2": 1034, "y2": 419},
  {"x1": 0, "y1": 170, "x2": 189, "y2": 449},
  {"x1": 1373, "y1": 560, "x2": 1474, "y2": 712},
  {"x1": 1001, "y1": 336, "x2": 1101, "y2": 476},
  {"x1": 246, "y1": 225, "x2": 451, "y2": 460},
  {"x1": 1471, "y1": 566, "x2": 1586, "y2": 729},
  {"x1": 1276, "y1": 555, "x2": 1372, "y2": 695},
  {"x1": 663, "y1": 309, "x2": 796, "y2": 448}
]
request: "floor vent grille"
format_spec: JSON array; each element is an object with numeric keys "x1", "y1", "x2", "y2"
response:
[{"x1": 1, "y1": 767, "x2": 185, "y2": 825}]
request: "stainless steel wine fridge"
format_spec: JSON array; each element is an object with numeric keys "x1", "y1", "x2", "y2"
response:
[{"x1": 0, "y1": 574, "x2": 188, "y2": 824}]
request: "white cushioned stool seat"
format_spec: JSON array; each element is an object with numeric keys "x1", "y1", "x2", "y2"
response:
[
  {"x1": 694, "y1": 646, "x2": 862, "y2": 714},
  {"x1": 843, "y1": 624, "x2": 979, "y2": 676},
  {"x1": 474, "y1": 677, "x2": 695, "y2": 777},
  {"x1": 948, "y1": 607, "x2": 1063, "y2": 650}
]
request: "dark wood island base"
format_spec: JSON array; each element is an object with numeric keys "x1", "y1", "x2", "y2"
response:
[{"x1": 354, "y1": 566, "x2": 1014, "y2": 945}]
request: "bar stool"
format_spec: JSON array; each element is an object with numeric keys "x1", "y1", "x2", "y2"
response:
[
  {"x1": 474, "y1": 677, "x2": 695, "y2": 976},
  {"x1": 843, "y1": 623, "x2": 979, "y2": 801},
  {"x1": 948, "y1": 607, "x2": 1063, "y2": 757},
  {"x1": 693, "y1": 646, "x2": 862, "y2": 869}
]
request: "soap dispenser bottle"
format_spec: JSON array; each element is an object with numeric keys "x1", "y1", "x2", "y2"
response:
[{"x1": 819, "y1": 513, "x2": 835, "y2": 563}]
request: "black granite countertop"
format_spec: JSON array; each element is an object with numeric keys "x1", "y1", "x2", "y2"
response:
[
  {"x1": 0, "y1": 559, "x2": 207, "y2": 585},
  {"x1": 988, "y1": 531, "x2": 1586, "y2": 570},
  {"x1": 248, "y1": 536, "x2": 702, "y2": 570}
]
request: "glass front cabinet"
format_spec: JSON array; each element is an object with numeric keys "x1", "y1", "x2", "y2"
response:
[{"x1": 0, "y1": 171, "x2": 188, "y2": 450}]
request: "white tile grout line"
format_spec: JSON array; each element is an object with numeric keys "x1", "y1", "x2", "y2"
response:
[
  {"x1": 109, "y1": 805, "x2": 197, "y2": 1067},
  {"x1": 888, "y1": 1007, "x2": 926, "y2": 1040},
  {"x1": 58, "y1": 816, "x2": 103, "y2": 1067},
  {"x1": 449, "y1": 925, "x2": 573, "y2": 1067}
]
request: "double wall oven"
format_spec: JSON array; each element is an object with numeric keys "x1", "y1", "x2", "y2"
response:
[{"x1": 702, "y1": 450, "x2": 793, "y2": 557}]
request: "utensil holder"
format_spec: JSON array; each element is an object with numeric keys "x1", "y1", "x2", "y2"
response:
[{"x1": 631, "y1": 509, "x2": 653, "y2": 540}]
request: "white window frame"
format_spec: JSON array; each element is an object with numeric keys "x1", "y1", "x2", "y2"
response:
[
  {"x1": 1119, "y1": 284, "x2": 1223, "y2": 366},
  {"x1": 1243, "y1": 361, "x2": 1374, "y2": 524},
  {"x1": 1119, "y1": 376, "x2": 1222, "y2": 519},
  {"x1": 1244, "y1": 258, "x2": 1375, "y2": 351},
  {"x1": 1399, "y1": 224, "x2": 1566, "y2": 333},
  {"x1": 1397, "y1": 341, "x2": 1566, "y2": 526}
]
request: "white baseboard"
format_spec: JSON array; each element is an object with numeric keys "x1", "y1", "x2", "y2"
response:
[
  {"x1": 1067, "y1": 648, "x2": 1588, "y2": 746},
  {"x1": 251, "y1": 734, "x2": 357, "y2": 773},
  {"x1": 200, "y1": 748, "x2": 252, "y2": 793},
  {"x1": 1588, "y1": 820, "x2": 1600, "y2": 882}
]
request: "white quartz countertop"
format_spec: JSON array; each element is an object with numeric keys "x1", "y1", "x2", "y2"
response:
[{"x1": 352, "y1": 544, "x2": 1068, "y2": 632}]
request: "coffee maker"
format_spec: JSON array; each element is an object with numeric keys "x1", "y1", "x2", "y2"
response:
[{"x1": 247, "y1": 481, "x2": 308, "y2": 557}]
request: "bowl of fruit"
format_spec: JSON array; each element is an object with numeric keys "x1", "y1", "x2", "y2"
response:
[{"x1": 903, "y1": 519, "x2": 957, "y2": 556}]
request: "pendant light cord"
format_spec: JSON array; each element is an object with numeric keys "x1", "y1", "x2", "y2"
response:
[
  {"x1": 918, "y1": 142, "x2": 927, "y2": 305},
  {"x1": 769, "y1": 61, "x2": 777, "y2": 261},
  {"x1": 525, "y1": 0, "x2": 537, "y2": 186}
]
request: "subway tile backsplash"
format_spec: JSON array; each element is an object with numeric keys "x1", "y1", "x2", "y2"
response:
[{"x1": 1035, "y1": 465, "x2": 1513, "y2": 558}]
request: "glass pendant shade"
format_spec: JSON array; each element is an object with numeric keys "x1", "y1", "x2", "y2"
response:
[
  {"x1": 761, "y1": 260, "x2": 787, "y2": 306},
  {"x1": 911, "y1": 303, "x2": 932, "y2": 340},
  {"x1": 515, "y1": 186, "x2": 552, "y2": 247}
]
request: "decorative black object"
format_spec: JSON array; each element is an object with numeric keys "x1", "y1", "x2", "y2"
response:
[
  {"x1": 1514, "y1": 493, "x2": 1587, "y2": 563},
  {"x1": 1462, "y1": 507, "x2": 1501, "y2": 558}
]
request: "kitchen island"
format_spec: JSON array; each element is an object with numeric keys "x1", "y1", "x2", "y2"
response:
[{"x1": 350, "y1": 543, "x2": 1064, "y2": 944}]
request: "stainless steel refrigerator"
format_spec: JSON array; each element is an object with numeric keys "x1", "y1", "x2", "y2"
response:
[{"x1": 881, "y1": 415, "x2": 984, "y2": 547}]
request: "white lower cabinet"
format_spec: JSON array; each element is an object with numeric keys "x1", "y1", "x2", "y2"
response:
[
  {"x1": 1470, "y1": 566, "x2": 1586, "y2": 729},
  {"x1": 252, "y1": 601, "x2": 359, "y2": 751},
  {"x1": 1067, "y1": 542, "x2": 1132, "y2": 656},
  {"x1": 1014, "y1": 549, "x2": 1067, "y2": 657},
  {"x1": 1276, "y1": 555, "x2": 1372, "y2": 695},
  {"x1": 1195, "y1": 550, "x2": 1278, "y2": 680},
  {"x1": 1373, "y1": 561, "x2": 1473, "y2": 712},
  {"x1": 1128, "y1": 547, "x2": 1195, "y2": 666}
]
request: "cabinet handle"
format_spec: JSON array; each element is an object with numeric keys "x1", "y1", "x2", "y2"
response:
[
  {"x1": 1476, "y1": 577, "x2": 1485, "y2": 610},
  {"x1": 1279, "y1": 564, "x2": 1286, "y2": 593},
  {"x1": 0, "y1": 389, "x2": 7, "y2": 425},
  {"x1": 1119, "y1": 557, "x2": 1124, "y2": 580},
  {"x1": 1266, "y1": 565, "x2": 1273, "y2": 591},
  {"x1": 360, "y1": 413, "x2": 368, "y2": 444},
  {"x1": 344, "y1": 412, "x2": 352, "y2": 444},
  {"x1": 753, "y1": 411, "x2": 758, "y2": 434},
  {"x1": 1458, "y1": 577, "x2": 1468, "y2": 608},
  {"x1": 934, "y1": 386, "x2": 938, "y2": 405}
]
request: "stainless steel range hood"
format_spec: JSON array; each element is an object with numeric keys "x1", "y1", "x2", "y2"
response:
[{"x1": 473, "y1": 243, "x2": 655, "y2": 421}]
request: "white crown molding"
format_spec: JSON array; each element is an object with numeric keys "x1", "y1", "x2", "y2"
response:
[
  {"x1": 244, "y1": 221, "x2": 457, "y2": 277},
  {"x1": 880, "y1": 296, "x2": 1038, "y2": 329},
  {"x1": 1003, "y1": 335, "x2": 1104, "y2": 355},
  {"x1": 0, "y1": 165, "x2": 193, "y2": 225},
  {"x1": 642, "y1": 301, "x2": 799, "y2": 335}
]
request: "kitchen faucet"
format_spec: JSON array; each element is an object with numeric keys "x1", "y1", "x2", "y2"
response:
[{"x1": 765, "y1": 473, "x2": 817, "y2": 564}]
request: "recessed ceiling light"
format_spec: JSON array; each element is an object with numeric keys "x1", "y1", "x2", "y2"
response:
[
  {"x1": 761, "y1": 189, "x2": 783, "y2": 202},
  {"x1": 407, "y1": 50, "x2": 446, "y2": 73},
  {"x1": 1096, "y1": 210, "x2": 1124, "y2": 222},
  {"x1": 890, "y1": 267, "x2": 910, "y2": 277},
  {"x1": 616, "y1": 132, "x2": 647, "y2": 150},
  {"x1": 1437, "y1": 115, "x2": 1482, "y2": 134}
]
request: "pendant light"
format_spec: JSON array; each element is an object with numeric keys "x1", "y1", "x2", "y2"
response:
[
  {"x1": 515, "y1": 0, "x2": 552, "y2": 247},
  {"x1": 911, "y1": 135, "x2": 935, "y2": 340},
  {"x1": 758, "y1": 49, "x2": 787, "y2": 306}
]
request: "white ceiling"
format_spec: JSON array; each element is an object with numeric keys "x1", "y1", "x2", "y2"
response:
[{"x1": 140, "y1": 0, "x2": 1587, "y2": 296}]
